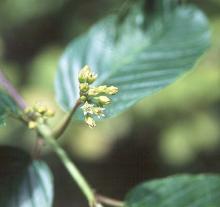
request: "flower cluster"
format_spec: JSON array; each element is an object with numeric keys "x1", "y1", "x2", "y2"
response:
[
  {"x1": 23, "y1": 102, "x2": 55, "y2": 129},
  {"x1": 78, "y1": 65, "x2": 118, "y2": 128}
]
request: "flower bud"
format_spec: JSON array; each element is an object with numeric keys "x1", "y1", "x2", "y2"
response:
[
  {"x1": 105, "y1": 86, "x2": 118, "y2": 95},
  {"x1": 80, "y1": 95, "x2": 87, "y2": 102},
  {"x1": 97, "y1": 85, "x2": 107, "y2": 92},
  {"x1": 88, "y1": 86, "x2": 107, "y2": 96},
  {"x1": 88, "y1": 88, "x2": 99, "y2": 96},
  {"x1": 34, "y1": 102, "x2": 47, "y2": 114},
  {"x1": 85, "y1": 116, "x2": 96, "y2": 128},
  {"x1": 78, "y1": 65, "x2": 97, "y2": 84},
  {"x1": 96, "y1": 96, "x2": 111, "y2": 105},
  {"x1": 45, "y1": 109, "x2": 55, "y2": 117},
  {"x1": 78, "y1": 65, "x2": 91, "y2": 83},
  {"x1": 28, "y1": 121, "x2": 37, "y2": 129},
  {"x1": 87, "y1": 73, "x2": 97, "y2": 84},
  {"x1": 79, "y1": 83, "x2": 89, "y2": 92},
  {"x1": 37, "y1": 106, "x2": 47, "y2": 114}
]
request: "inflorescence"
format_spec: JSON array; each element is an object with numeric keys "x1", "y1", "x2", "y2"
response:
[
  {"x1": 23, "y1": 102, "x2": 55, "y2": 129},
  {"x1": 78, "y1": 65, "x2": 118, "y2": 128}
]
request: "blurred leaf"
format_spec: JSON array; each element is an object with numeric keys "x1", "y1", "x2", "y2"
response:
[
  {"x1": 0, "y1": 146, "x2": 54, "y2": 207},
  {"x1": 0, "y1": 116, "x2": 6, "y2": 126},
  {"x1": 125, "y1": 174, "x2": 220, "y2": 207},
  {"x1": 159, "y1": 113, "x2": 220, "y2": 166},
  {"x1": 0, "y1": 91, "x2": 19, "y2": 126},
  {"x1": 0, "y1": 0, "x2": 66, "y2": 30},
  {"x1": 56, "y1": 3, "x2": 210, "y2": 119}
]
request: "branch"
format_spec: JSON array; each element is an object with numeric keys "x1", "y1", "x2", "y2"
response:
[
  {"x1": 53, "y1": 99, "x2": 81, "y2": 139},
  {"x1": 0, "y1": 69, "x2": 27, "y2": 110},
  {"x1": 37, "y1": 124, "x2": 96, "y2": 207}
]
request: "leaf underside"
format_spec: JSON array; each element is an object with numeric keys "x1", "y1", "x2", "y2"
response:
[
  {"x1": 0, "y1": 91, "x2": 19, "y2": 126},
  {"x1": 0, "y1": 146, "x2": 54, "y2": 207},
  {"x1": 55, "y1": 3, "x2": 210, "y2": 119},
  {"x1": 125, "y1": 174, "x2": 220, "y2": 207}
]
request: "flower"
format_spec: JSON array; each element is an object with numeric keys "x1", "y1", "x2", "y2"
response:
[
  {"x1": 78, "y1": 65, "x2": 119, "y2": 128},
  {"x1": 81, "y1": 102, "x2": 94, "y2": 115},
  {"x1": 23, "y1": 103, "x2": 55, "y2": 128},
  {"x1": 93, "y1": 107, "x2": 105, "y2": 118},
  {"x1": 85, "y1": 116, "x2": 96, "y2": 128}
]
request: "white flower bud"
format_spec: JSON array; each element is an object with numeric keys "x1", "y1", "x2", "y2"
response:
[{"x1": 85, "y1": 116, "x2": 96, "y2": 128}]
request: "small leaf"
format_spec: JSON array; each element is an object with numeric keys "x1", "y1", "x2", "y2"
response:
[
  {"x1": 55, "y1": 3, "x2": 210, "y2": 119},
  {"x1": 0, "y1": 146, "x2": 54, "y2": 207},
  {"x1": 125, "y1": 174, "x2": 220, "y2": 207},
  {"x1": 0, "y1": 91, "x2": 19, "y2": 126}
]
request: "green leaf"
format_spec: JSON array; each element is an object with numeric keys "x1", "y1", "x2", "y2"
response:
[
  {"x1": 0, "y1": 91, "x2": 19, "y2": 126},
  {"x1": 0, "y1": 146, "x2": 54, "y2": 207},
  {"x1": 125, "y1": 174, "x2": 220, "y2": 207},
  {"x1": 55, "y1": 3, "x2": 210, "y2": 119}
]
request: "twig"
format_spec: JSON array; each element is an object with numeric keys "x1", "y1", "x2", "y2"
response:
[
  {"x1": 53, "y1": 99, "x2": 81, "y2": 139},
  {"x1": 96, "y1": 194, "x2": 124, "y2": 207},
  {"x1": 0, "y1": 69, "x2": 27, "y2": 110},
  {"x1": 38, "y1": 124, "x2": 96, "y2": 207}
]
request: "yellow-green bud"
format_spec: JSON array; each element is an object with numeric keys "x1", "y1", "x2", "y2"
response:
[
  {"x1": 80, "y1": 95, "x2": 87, "y2": 102},
  {"x1": 97, "y1": 85, "x2": 107, "y2": 92},
  {"x1": 78, "y1": 65, "x2": 97, "y2": 84},
  {"x1": 87, "y1": 73, "x2": 97, "y2": 84},
  {"x1": 34, "y1": 102, "x2": 47, "y2": 114},
  {"x1": 78, "y1": 65, "x2": 90, "y2": 83},
  {"x1": 45, "y1": 109, "x2": 55, "y2": 117},
  {"x1": 105, "y1": 86, "x2": 118, "y2": 95},
  {"x1": 96, "y1": 96, "x2": 111, "y2": 105},
  {"x1": 28, "y1": 121, "x2": 37, "y2": 129},
  {"x1": 37, "y1": 106, "x2": 47, "y2": 114},
  {"x1": 88, "y1": 88, "x2": 99, "y2": 96},
  {"x1": 80, "y1": 83, "x2": 89, "y2": 92},
  {"x1": 85, "y1": 116, "x2": 96, "y2": 128},
  {"x1": 88, "y1": 85, "x2": 107, "y2": 96}
]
